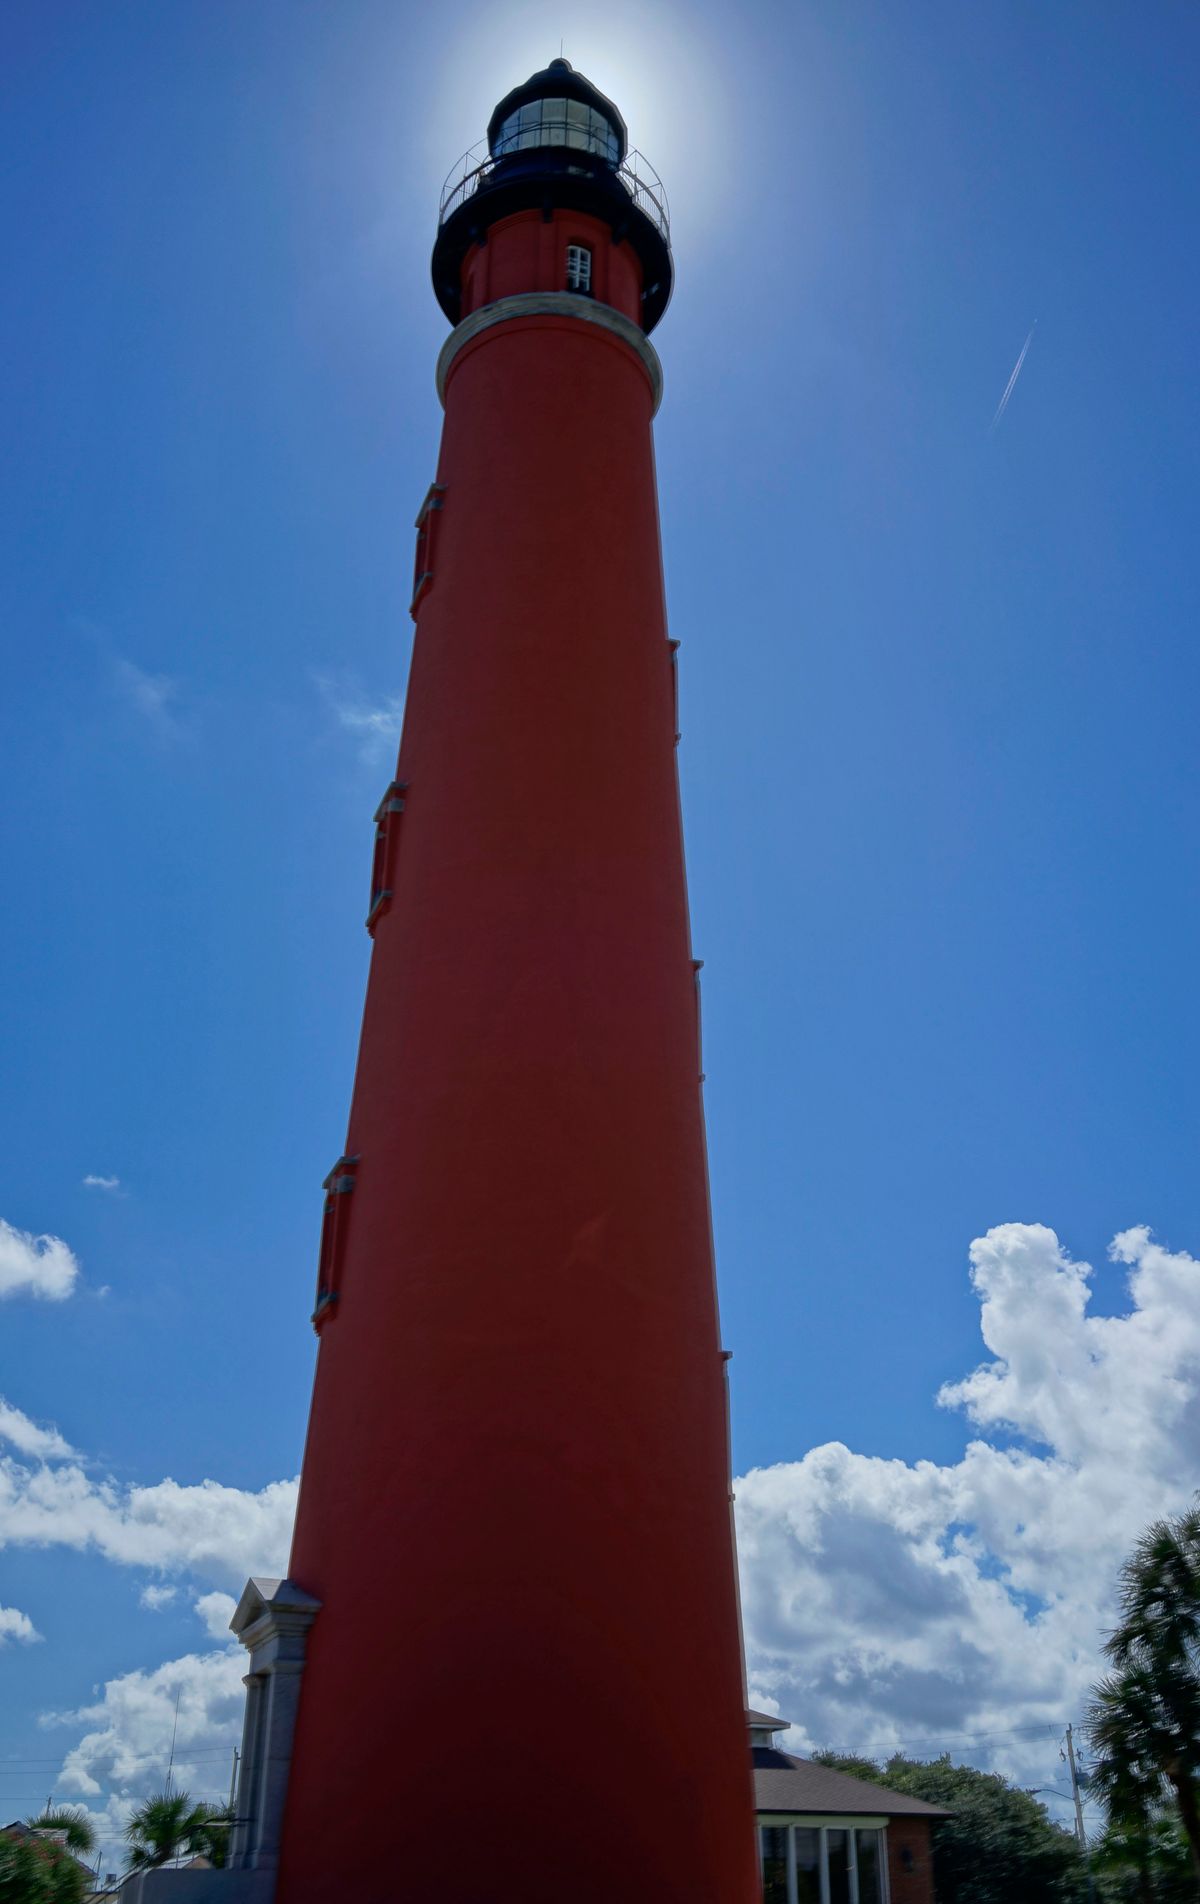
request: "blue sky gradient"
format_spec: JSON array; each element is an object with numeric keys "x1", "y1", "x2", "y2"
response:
[{"x1": 2, "y1": 0, "x2": 1198, "y2": 1853}]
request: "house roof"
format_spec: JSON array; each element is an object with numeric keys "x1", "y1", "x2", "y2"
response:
[
  {"x1": 746, "y1": 1708, "x2": 787, "y2": 1730},
  {"x1": 752, "y1": 1748, "x2": 950, "y2": 1819}
]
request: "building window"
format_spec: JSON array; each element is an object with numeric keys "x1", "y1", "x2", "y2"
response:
[
  {"x1": 312, "y1": 1155, "x2": 359, "y2": 1331},
  {"x1": 856, "y1": 1830, "x2": 884, "y2": 1904},
  {"x1": 760, "y1": 1827, "x2": 788, "y2": 1904},
  {"x1": 367, "y1": 782, "x2": 407, "y2": 934},
  {"x1": 827, "y1": 1828, "x2": 852, "y2": 1904},
  {"x1": 411, "y1": 483, "x2": 445, "y2": 619},
  {"x1": 566, "y1": 244, "x2": 592, "y2": 293},
  {"x1": 758, "y1": 1825, "x2": 887, "y2": 1904},
  {"x1": 793, "y1": 1828, "x2": 820, "y2": 1904}
]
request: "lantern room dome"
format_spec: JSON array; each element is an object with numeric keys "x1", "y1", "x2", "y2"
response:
[{"x1": 486, "y1": 59, "x2": 628, "y2": 165}]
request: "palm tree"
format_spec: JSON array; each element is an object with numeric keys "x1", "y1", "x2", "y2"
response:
[
  {"x1": 1093, "y1": 1806, "x2": 1196, "y2": 1904},
  {"x1": 25, "y1": 1806, "x2": 96, "y2": 1858},
  {"x1": 1088, "y1": 1506, "x2": 1200, "y2": 1893},
  {"x1": 1110, "y1": 1512, "x2": 1200, "y2": 1684},
  {"x1": 124, "y1": 1790, "x2": 232, "y2": 1871}
]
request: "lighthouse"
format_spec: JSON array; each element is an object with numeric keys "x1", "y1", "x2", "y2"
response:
[{"x1": 251, "y1": 60, "x2": 759, "y2": 1903}]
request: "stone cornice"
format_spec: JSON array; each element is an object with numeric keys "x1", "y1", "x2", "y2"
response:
[{"x1": 436, "y1": 293, "x2": 663, "y2": 415}]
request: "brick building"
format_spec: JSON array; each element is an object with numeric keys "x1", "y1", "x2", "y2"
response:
[{"x1": 749, "y1": 1712, "x2": 947, "y2": 1904}]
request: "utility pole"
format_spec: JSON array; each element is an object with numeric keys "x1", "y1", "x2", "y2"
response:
[
  {"x1": 1065, "y1": 1723, "x2": 1088, "y2": 1846},
  {"x1": 228, "y1": 1746, "x2": 240, "y2": 1812},
  {"x1": 1065, "y1": 1724, "x2": 1098, "y2": 1904},
  {"x1": 165, "y1": 1686, "x2": 181, "y2": 1797}
]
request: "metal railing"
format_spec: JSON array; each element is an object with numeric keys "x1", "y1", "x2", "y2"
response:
[{"x1": 438, "y1": 142, "x2": 670, "y2": 244}]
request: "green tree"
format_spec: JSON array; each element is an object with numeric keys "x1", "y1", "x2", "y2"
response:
[
  {"x1": 123, "y1": 1791, "x2": 231, "y2": 1872},
  {"x1": 23, "y1": 1811, "x2": 95, "y2": 1859},
  {"x1": 814, "y1": 1750, "x2": 1090, "y2": 1903},
  {"x1": 1092, "y1": 1808, "x2": 1195, "y2": 1903},
  {"x1": 1088, "y1": 1505, "x2": 1200, "y2": 1890},
  {"x1": 0, "y1": 1829, "x2": 87, "y2": 1903}
]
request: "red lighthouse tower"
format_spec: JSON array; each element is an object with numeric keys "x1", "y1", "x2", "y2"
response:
[{"x1": 273, "y1": 61, "x2": 758, "y2": 1903}]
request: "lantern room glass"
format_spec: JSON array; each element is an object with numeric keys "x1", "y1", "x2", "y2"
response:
[{"x1": 492, "y1": 96, "x2": 620, "y2": 163}]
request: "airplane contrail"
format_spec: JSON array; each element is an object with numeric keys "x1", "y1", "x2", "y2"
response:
[{"x1": 990, "y1": 321, "x2": 1037, "y2": 431}]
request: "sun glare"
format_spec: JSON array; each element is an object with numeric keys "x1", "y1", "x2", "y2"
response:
[{"x1": 421, "y1": 0, "x2": 735, "y2": 247}]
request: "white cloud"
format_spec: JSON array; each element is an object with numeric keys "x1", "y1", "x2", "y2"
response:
[
  {"x1": 46, "y1": 1647, "x2": 246, "y2": 1805},
  {"x1": 314, "y1": 672, "x2": 404, "y2": 765},
  {"x1": 0, "y1": 1398, "x2": 76, "y2": 1460},
  {"x1": 0, "y1": 1218, "x2": 80, "y2": 1302},
  {"x1": 0, "y1": 1456, "x2": 297, "y2": 1590},
  {"x1": 0, "y1": 1603, "x2": 41, "y2": 1645},
  {"x1": 737, "y1": 1222, "x2": 1200, "y2": 1798},
  {"x1": 139, "y1": 1584, "x2": 178, "y2": 1612},
  {"x1": 17, "y1": 1216, "x2": 1198, "y2": 1854},
  {"x1": 194, "y1": 1592, "x2": 237, "y2": 1640},
  {"x1": 113, "y1": 656, "x2": 180, "y2": 737},
  {"x1": 0, "y1": 1399, "x2": 287, "y2": 1864},
  {"x1": 82, "y1": 1175, "x2": 121, "y2": 1192}
]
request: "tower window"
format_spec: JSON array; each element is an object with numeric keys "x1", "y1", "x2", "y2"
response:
[
  {"x1": 566, "y1": 245, "x2": 592, "y2": 294},
  {"x1": 367, "y1": 782, "x2": 407, "y2": 935},
  {"x1": 411, "y1": 483, "x2": 446, "y2": 619},
  {"x1": 312, "y1": 1155, "x2": 360, "y2": 1331}
]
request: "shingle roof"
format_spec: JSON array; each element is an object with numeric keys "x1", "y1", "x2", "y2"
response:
[
  {"x1": 752, "y1": 1748, "x2": 950, "y2": 1819},
  {"x1": 746, "y1": 1708, "x2": 788, "y2": 1729}
]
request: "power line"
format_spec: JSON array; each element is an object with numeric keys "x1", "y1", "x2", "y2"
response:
[
  {"x1": 0, "y1": 1747, "x2": 236, "y2": 1766},
  {"x1": 816, "y1": 1720, "x2": 1073, "y2": 1756}
]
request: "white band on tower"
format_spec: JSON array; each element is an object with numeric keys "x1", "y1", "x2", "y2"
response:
[{"x1": 436, "y1": 291, "x2": 664, "y2": 415}]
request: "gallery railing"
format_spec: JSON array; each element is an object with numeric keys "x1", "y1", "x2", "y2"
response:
[{"x1": 438, "y1": 142, "x2": 670, "y2": 245}]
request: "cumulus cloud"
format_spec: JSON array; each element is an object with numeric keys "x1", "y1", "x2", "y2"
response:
[
  {"x1": 737, "y1": 1222, "x2": 1200, "y2": 1795},
  {"x1": 82, "y1": 1175, "x2": 121, "y2": 1192},
  {"x1": 0, "y1": 1603, "x2": 41, "y2": 1645},
  {"x1": 20, "y1": 1216, "x2": 1199, "y2": 1851},
  {"x1": 46, "y1": 1647, "x2": 246, "y2": 1804},
  {"x1": 139, "y1": 1584, "x2": 178, "y2": 1612},
  {"x1": 314, "y1": 672, "x2": 404, "y2": 765},
  {"x1": 0, "y1": 1218, "x2": 80, "y2": 1301},
  {"x1": 0, "y1": 1456, "x2": 296, "y2": 1590},
  {"x1": 194, "y1": 1591, "x2": 237, "y2": 1640},
  {"x1": 0, "y1": 1398, "x2": 76, "y2": 1460}
]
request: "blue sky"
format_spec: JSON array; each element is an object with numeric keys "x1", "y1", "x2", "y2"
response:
[{"x1": 2, "y1": 0, "x2": 1198, "y2": 1862}]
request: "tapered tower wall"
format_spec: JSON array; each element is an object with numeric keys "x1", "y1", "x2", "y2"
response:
[{"x1": 274, "y1": 66, "x2": 759, "y2": 1904}]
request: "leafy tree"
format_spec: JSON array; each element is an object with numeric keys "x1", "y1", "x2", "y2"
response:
[
  {"x1": 23, "y1": 1811, "x2": 95, "y2": 1858},
  {"x1": 1092, "y1": 1808, "x2": 1195, "y2": 1903},
  {"x1": 0, "y1": 1829, "x2": 87, "y2": 1903},
  {"x1": 814, "y1": 1750, "x2": 1090, "y2": 1903},
  {"x1": 810, "y1": 1751, "x2": 882, "y2": 1783},
  {"x1": 1088, "y1": 1505, "x2": 1200, "y2": 1889},
  {"x1": 123, "y1": 1791, "x2": 231, "y2": 1871}
]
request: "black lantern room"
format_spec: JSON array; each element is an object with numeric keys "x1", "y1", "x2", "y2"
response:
[{"x1": 433, "y1": 59, "x2": 673, "y2": 334}]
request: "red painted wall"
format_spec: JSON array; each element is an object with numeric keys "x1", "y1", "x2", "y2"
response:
[
  {"x1": 887, "y1": 1820, "x2": 938, "y2": 1904},
  {"x1": 275, "y1": 240, "x2": 758, "y2": 1898},
  {"x1": 461, "y1": 207, "x2": 644, "y2": 319}
]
